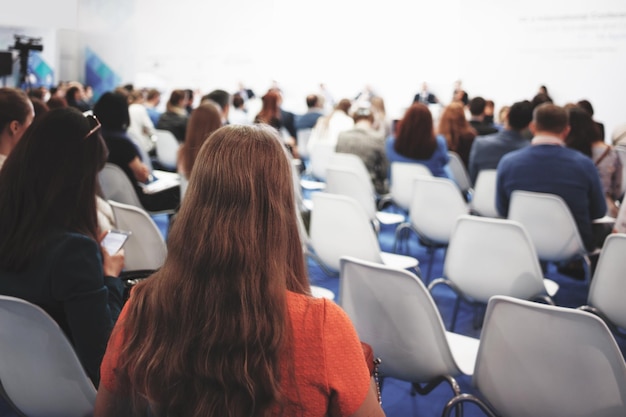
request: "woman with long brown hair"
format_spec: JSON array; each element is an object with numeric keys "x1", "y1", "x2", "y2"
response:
[
  {"x1": 177, "y1": 101, "x2": 223, "y2": 179},
  {"x1": 255, "y1": 90, "x2": 298, "y2": 158},
  {"x1": 437, "y1": 102, "x2": 477, "y2": 168},
  {"x1": 385, "y1": 102, "x2": 450, "y2": 178},
  {"x1": 95, "y1": 124, "x2": 383, "y2": 417}
]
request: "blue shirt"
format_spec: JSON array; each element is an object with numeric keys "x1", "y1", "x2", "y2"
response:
[
  {"x1": 385, "y1": 134, "x2": 451, "y2": 178},
  {"x1": 468, "y1": 129, "x2": 530, "y2": 185},
  {"x1": 496, "y1": 144, "x2": 607, "y2": 250}
]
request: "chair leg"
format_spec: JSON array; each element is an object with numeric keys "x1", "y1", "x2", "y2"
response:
[
  {"x1": 425, "y1": 246, "x2": 436, "y2": 284},
  {"x1": 450, "y1": 296, "x2": 462, "y2": 332}
]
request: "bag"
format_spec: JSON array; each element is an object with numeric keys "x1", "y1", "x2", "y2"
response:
[{"x1": 361, "y1": 342, "x2": 382, "y2": 405}]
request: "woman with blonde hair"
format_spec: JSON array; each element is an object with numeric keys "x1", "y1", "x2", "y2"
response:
[
  {"x1": 437, "y1": 102, "x2": 477, "y2": 167},
  {"x1": 95, "y1": 124, "x2": 383, "y2": 417}
]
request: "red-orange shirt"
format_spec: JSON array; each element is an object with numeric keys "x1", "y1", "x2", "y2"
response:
[{"x1": 100, "y1": 291, "x2": 370, "y2": 416}]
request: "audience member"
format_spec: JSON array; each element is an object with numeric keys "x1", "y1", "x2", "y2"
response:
[
  {"x1": 0, "y1": 87, "x2": 34, "y2": 170},
  {"x1": 452, "y1": 80, "x2": 469, "y2": 106},
  {"x1": 413, "y1": 82, "x2": 438, "y2": 104},
  {"x1": 484, "y1": 99, "x2": 495, "y2": 124},
  {"x1": 202, "y1": 89, "x2": 231, "y2": 124},
  {"x1": 496, "y1": 103, "x2": 607, "y2": 251},
  {"x1": 307, "y1": 98, "x2": 354, "y2": 154},
  {"x1": 386, "y1": 102, "x2": 450, "y2": 178},
  {"x1": 577, "y1": 99, "x2": 605, "y2": 142},
  {"x1": 0, "y1": 108, "x2": 125, "y2": 385},
  {"x1": 157, "y1": 89, "x2": 189, "y2": 142},
  {"x1": 127, "y1": 90, "x2": 156, "y2": 154},
  {"x1": 295, "y1": 94, "x2": 324, "y2": 131},
  {"x1": 144, "y1": 89, "x2": 162, "y2": 126},
  {"x1": 30, "y1": 97, "x2": 49, "y2": 120},
  {"x1": 228, "y1": 93, "x2": 251, "y2": 125},
  {"x1": 94, "y1": 92, "x2": 180, "y2": 212},
  {"x1": 468, "y1": 100, "x2": 533, "y2": 184},
  {"x1": 94, "y1": 124, "x2": 383, "y2": 417},
  {"x1": 437, "y1": 102, "x2": 477, "y2": 167},
  {"x1": 468, "y1": 97, "x2": 498, "y2": 136},
  {"x1": 65, "y1": 84, "x2": 91, "y2": 112},
  {"x1": 46, "y1": 95, "x2": 68, "y2": 110},
  {"x1": 254, "y1": 90, "x2": 297, "y2": 156},
  {"x1": 370, "y1": 96, "x2": 391, "y2": 138},
  {"x1": 537, "y1": 85, "x2": 553, "y2": 102},
  {"x1": 530, "y1": 92, "x2": 553, "y2": 110},
  {"x1": 336, "y1": 107, "x2": 389, "y2": 195},
  {"x1": 565, "y1": 106, "x2": 622, "y2": 217},
  {"x1": 177, "y1": 101, "x2": 222, "y2": 180}
]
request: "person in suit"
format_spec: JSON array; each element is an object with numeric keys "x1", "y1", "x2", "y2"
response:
[
  {"x1": 469, "y1": 97, "x2": 498, "y2": 136},
  {"x1": 413, "y1": 82, "x2": 438, "y2": 104}
]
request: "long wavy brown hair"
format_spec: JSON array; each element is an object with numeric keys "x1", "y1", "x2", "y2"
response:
[
  {"x1": 116, "y1": 124, "x2": 310, "y2": 416},
  {"x1": 437, "y1": 102, "x2": 476, "y2": 152},
  {"x1": 394, "y1": 102, "x2": 436, "y2": 159},
  {"x1": 178, "y1": 101, "x2": 222, "y2": 177},
  {"x1": 255, "y1": 91, "x2": 281, "y2": 127}
]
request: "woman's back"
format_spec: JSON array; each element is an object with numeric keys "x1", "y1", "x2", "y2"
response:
[{"x1": 386, "y1": 134, "x2": 450, "y2": 178}]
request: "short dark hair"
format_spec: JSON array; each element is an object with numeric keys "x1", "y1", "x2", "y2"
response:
[
  {"x1": 507, "y1": 100, "x2": 533, "y2": 131},
  {"x1": 469, "y1": 97, "x2": 486, "y2": 116},
  {"x1": 65, "y1": 86, "x2": 80, "y2": 101},
  {"x1": 0, "y1": 88, "x2": 32, "y2": 131},
  {"x1": 93, "y1": 91, "x2": 131, "y2": 130},
  {"x1": 146, "y1": 89, "x2": 160, "y2": 101},
  {"x1": 232, "y1": 93, "x2": 244, "y2": 109},
  {"x1": 531, "y1": 93, "x2": 553, "y2": 109},
  {"x1": 306, "y1": 94, "x2": 319, "y2": 109},
  {"x1": 533, "y1": 103, "x2": 569, "y2": 134},
  {"x1": 576, "y1": 99, "x2": 594, "y2": 116},
  {"x1": 202, "y1": 89, "x2": 230, "y2": 110}
]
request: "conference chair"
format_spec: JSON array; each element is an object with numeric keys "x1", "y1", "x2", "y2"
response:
[
  {"x1": 308, "y1": 142, "x2": 336, "y2": 181},
  {"x1": 296, "y1": 127, "x2": 313, "y2": 163},
  {"x1": 325, "y1": 166, "x2": 404, "y2": 232},
  {"x1": 394, "y1": 176, "x2": 469, "y2": 282},
  {"x1": 109, "y1": 200, "x2": 167, "y2": 271},
  {"x1": 154, "y1": 129, "x2": 180, "y2": 171},
  {"x1": 0, "y1": 295, "x2": 97, "y2": 417},
  {"x1": 428, "y1": 215, "x2": 558, "y2": 331},
  {"x1": 469, "y1": 169, "x2": 499, "y2": 218},
  {"x1": 99, "y1": 163, "x2": 178, "y2": 216},
  {"x1": 309, "y1": 192, "x2": 419, "y2": 276},
  {"x1": 339, "y1": 257, "x2": 478, "y2": 414},
  {"x1": 508, "y1": 190, "x2": 592, "y2": 283},
  {"x1": 579, "y1": 233, "x2": 626, "y2": 337},
  {"x1": 442, "y1": 296, "x2": 626, "y2": 417},
  {"x1": 447, "y1": 151, "x2": 473, "y2": 200},
  {"x1": 382, "y1": 161, "x2": 433, "y2": 212}
]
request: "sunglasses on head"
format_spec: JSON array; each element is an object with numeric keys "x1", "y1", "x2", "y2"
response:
[{"x1": 83, "y1": 112, "x2": 101, "y2": 140}]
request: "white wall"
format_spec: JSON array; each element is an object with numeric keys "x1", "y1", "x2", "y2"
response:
[{"x1": 1, "y1": 0, "x2": 625, "y2": 137}]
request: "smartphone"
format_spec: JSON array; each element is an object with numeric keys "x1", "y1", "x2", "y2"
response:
[{"x1": 101, "y1": 229, "x2": 131, "y2": 256}]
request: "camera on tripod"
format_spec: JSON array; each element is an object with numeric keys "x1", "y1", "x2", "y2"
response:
[{"x1": 10, "y1": 35, "x2": 44, "y2": 53}]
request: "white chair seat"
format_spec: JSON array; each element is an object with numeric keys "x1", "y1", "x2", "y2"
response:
[
  {"x1": 310, "y1": 285, "x2": 335, "y2": 300},
  {"x1": 380, "y1": 252, "x2": 420, "y2": 270},
  {"x1": 543, "y1": 278, "x2": 559, "y2": 297},
  {"x1": 445, "y1": 331, "x2": 480, "y2": 375},
  {"x1": 375, "y1": 211, "x2": 405, "y2": 225},
  {"x1": 300, "y1": 179, "x2": 326, "y2": 190}
]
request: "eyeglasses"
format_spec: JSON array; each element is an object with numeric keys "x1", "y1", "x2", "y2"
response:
[{"x1": 83, "y1": 114, "x2": 101, "y2": 140}]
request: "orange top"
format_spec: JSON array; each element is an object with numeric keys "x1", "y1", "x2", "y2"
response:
[{"x1": 100, "y1": 291, "x2": 371, "y2": 416}]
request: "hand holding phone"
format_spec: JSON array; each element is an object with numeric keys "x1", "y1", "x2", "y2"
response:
[{"x1": 101, "y1": 229, "x2": 131, "y2": 256}]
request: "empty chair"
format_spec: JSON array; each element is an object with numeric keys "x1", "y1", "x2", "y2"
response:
[
  {"x1": 108, "y1": 200, "x2": 167, "y2": 271},
  {"x1": 296, "y1": 128, "x2": 313, "y2": 162},
  {"x1": 340, "y1": 257, "x2": 478, "y2": 412},
  {"x1": 99, "y1": 162, "x2": 144, "y2": 208},
  {"x1": 442, "y1": 296, "x2": 626, "y2": 417},
  {"x1": 154, "y1": 129, "x2": 180, "y2": 171},
  {"x1": 508, "y1": 190, "x2": 592, "y2": 282},
  {"x1": 469, "y1": 169, "x2": 499, "y2": 218},
  {"x1": 394, "y1": 176, "x2": 469, "y2": 282},
  {"x1": 429, "y1": 215, "x2": 558, "y2": 331},
  {"x1": 329, "y1": 152, "x2": 372, "y2": 183},
  {"x1": 0, "y1": 295, "x2": 96, "y2": 417},
  {"x1": 308, "y1": 142, "x2": 336, "y2": 181},
  {"x1": 579, "y1": 233, "x2": 626, "y2": 336},
  {"x1": 325, "y1": 166, "x2": 404, "y2": 231},
  {"x1": 309, "y1": 192, "x2": 419, "y2": 276},
  {"x1": 447, "y1": 151, "x2": 473, "y2": 199},
  {"x1": 387, "y1": 161, "x2": 432, "y2": 212}
]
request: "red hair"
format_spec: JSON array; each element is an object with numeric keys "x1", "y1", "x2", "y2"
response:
[{"x1": 394, "y1": 103, "x2": 436, "y2": 159}]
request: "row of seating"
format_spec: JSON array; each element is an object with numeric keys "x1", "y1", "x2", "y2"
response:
[{"x1": 339, "y1": 256, "x2": 626, "y2": 417}]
